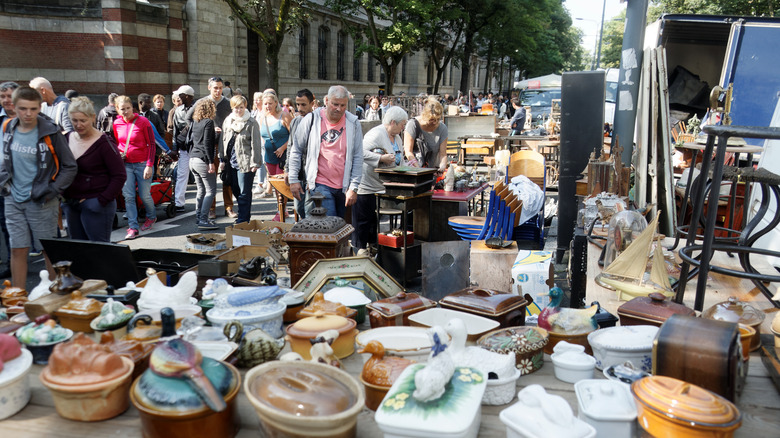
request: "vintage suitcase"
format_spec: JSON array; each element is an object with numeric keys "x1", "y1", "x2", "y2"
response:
[
  {"x1": 366, "y1": 292, "x2": 437, "y2": 328},
  {"x1": 653, "y1": 314, "x2": 744, "y2": 402},
  {"x1": 439, "y1": 287, "x2": 533, "y2": 328},
  {"x1": 618, "y1": 292, "x2": 696, "y2": 327}
]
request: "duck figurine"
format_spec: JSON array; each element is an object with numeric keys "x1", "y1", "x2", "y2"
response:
[
  {"x1": 358, "y1": 340, "x2": 415, "y2": 387},
  {"x1": 149, "y1": 307, "x2": 226, "y2": 412},
  {"x1": 413, "y1": 326, "x2": 455, "y2": 402},
  {"x1": 538, "y1": 287, "x2": 598, "y2": 335},
  {"x1": 445, "y1": 318, "x2": 515, "y2": 380},
  {"x1": 137, "y1": 269, "x2": 198, "y2": 311}
]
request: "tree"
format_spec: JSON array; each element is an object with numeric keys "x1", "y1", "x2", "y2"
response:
[
  {"x1": 650, "y1": 0, "x2": 777, "y2": 16},
  {"x1": 421, "y1": 1, "x2": 466, "y2": 95},
  {"x1": 327, "y1": 0, "x2": 434, "y2": 95},
  {"x1": 599, "y1": 11, "x2": 626, "y2": 68},
  {"x1": 222, "y1": 0, "x2": 309, "y2": 92},
  {"x1": 456, "y1": 0, "x2": 507, "y2": 94}
]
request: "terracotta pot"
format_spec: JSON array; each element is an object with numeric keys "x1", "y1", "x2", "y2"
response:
[
  {"x1": 544, "y1": 329, "x2": 593, "y2": 355},
  {"x1": 40, "y1": 356, "x2": 134, "y2": 421},
  {"x1": 244, "y1": 361, "x2": 364, "y2": 438},
  {"x1": 285, "y1": 313, "x2": 357, "y2": 360},
  {"x1": 360, "y1": 375, "x2": 389, "y2": 411},
  {"x1": 131, "y1": 361, "x2": 241, "y2": 438},
  {"x1": 738, "y1": 324, "x2": 755, "y2": 362}
]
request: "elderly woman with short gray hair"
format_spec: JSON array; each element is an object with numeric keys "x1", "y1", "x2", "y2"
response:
[{"x1": 352, "y1": 106, "x2": 408, "y2": 252}]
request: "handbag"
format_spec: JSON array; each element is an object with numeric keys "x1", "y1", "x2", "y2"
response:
[
  {"x1": 263, "y1": 116, "x2": 287, "y2": 169},
  {"x1": 412, "y1": 118, "x2": 434, "y2": 167},
  {"x1": 220, "y1": 135, "x2": 235, "y2": 185}
]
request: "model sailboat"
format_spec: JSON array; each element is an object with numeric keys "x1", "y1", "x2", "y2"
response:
[{"x1": 596, "y1": 211, "x2": 674, "y2": 301}]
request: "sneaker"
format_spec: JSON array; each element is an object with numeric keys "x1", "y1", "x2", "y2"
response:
[
  {"x1": 198, "y1": 220, "x2": 218, "y2": 230},
  {"x1": 141, "y1": 217, "x2": 157, "y2": 231},
  {"x1": 124, "y1": 228, "x2": 139, "y2": 240},
  {"x1": 175, "y1": 205, "x2": 186, "y2": 212},
  {"x1": 226, "y1": 208, "x2": 238, "y2": 219},
  {"x1": 29, "y1": 250, "x2": 42, "y2": 257},
  {"x1": 208, "y1": 210, "x2": 216, "y2": 220}
]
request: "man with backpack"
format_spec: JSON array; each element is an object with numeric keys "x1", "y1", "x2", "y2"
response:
[{"x1": 0, "y1": 86, "x2": 77, "y2": 287}]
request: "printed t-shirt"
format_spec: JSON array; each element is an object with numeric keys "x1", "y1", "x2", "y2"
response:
[
  {"x1": 10, "y1": 127, "x2": 39, "y2": 203},
  {"x1": 315, "y1": 109, "x2": 347, "y2": 189}
]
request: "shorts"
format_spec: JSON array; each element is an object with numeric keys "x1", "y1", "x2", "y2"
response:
[{"x1": 5, "y1": 197, "x2": 59, "y2": 250}]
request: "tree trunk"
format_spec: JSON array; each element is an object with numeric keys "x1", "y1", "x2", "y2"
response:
[
  {"x1": 459, "y1": 30, "x2": 475, "y2": 94},
  {"x1": 483, "y1": 40, "x2": 494, "y2": 94},
  {"x1": 266, "y1": 44, "x2": 281, "y2": 93},
  {"x1": 433, "y1": 65, "x2": 445, "y2": 95},
  {"x1": 497, "y1": 56, "x2": 504, "y2": 94},
  {"x1": 382, "y1": 62, "x2": 396, "y2": 96}
]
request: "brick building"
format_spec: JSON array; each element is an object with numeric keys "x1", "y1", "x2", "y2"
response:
[{"x1": 0, "y1": 0, "x2": 504, "y2": 105}]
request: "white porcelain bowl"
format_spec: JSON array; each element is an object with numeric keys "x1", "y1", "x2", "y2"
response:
[
  {"x1": 483, "y1": 368, "x2": 522, "y2": 406},
  {"x1": 587, "y1": 325, "x2": 658, "y2": 372},
  {"x1": 355, "y1": 326, "x2": 443, "y2": 363},
  {"x1": 0, "y1": 348, "x2": 33, "y2": 420}
]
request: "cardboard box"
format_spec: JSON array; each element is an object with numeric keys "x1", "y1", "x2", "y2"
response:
[
  {"x1": 225, "y1": 220, "x2": 293, "y2": 247},
  {"x1": 511, "y1": 250, "x2": 553, "y2": 314},
  {"x1": 184, "y1": 233, "x2": 227, "y2": 255}
]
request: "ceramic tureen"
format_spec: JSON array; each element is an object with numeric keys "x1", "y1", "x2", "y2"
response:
[{"x1": 206, "y1": 285, "x2": 287, "y2": 338}]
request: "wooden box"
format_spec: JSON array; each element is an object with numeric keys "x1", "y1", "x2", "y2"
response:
[
  {"x1": 439, "y1": 287, "x2": 533, "y2": 328},
  {"x1": 469, "y1": 240, "x2": 518, "y2": 293},
  {"x1": 617, "y1": 292, "x2": 696, "y2": 327},
  {"x1": 377, "y1": 231, "x2": 414, "y2": 248},
  {"x1": 366, "y1": 292, "x2": 437, "y2": 328},
  {"x1": 653, "y1": 314, "x2": 743, "y2": 402}
]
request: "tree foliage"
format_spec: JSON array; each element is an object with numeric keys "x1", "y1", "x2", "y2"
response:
[{"x1": 222, "y1": 0, "x2": 309, "y2": 92}]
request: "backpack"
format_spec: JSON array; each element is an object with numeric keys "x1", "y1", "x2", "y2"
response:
[{"x1": 3, "y1": 118, "x2": 60, "y2": 181}]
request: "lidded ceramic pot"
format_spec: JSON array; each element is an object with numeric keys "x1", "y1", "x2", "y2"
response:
[
  {"x1": 323, "y1": 281, "x2": 372, "y2": 324},
  {"x1": 500, "y1": 384, "x2": 596, "y2": 438},
  {"x1": 587, "y1": 325, "x2": 658, "y2": 372},
  {"x1": 39, "y1": 333, "x2": 135, "y2": 421},
  {"x1": 702, "y1": 297, "x2": 765, "y2": 352},
  {"x1": 0, "y1": 280, "x2": 27, "y2": 307},
  {"x1": 54, "y1": 290, "x2": 103, "y2": 333},
  {"x1": 206, "y1": 286, "x2": 287, "y2": 338},
  {"x1": 366, "y1": 292, "x2": 437, "y2": 328},
  {"x1": 285, "y1": 312, "x2": 358, "y2": 360},
  {"x1": 550, "y1": 341, "x2": 596, "y2": 384},
  {"x1": 439, "y1": 287, "x2": 534, "y2": 328},
  {"x1": 617, "y1": 292, "x2": 695, "y2": 327},
  {"x1": 477, "y1": 326, "x2": 549, "y2": 375},
  {"x1": 574, "y1": 379, "x2": 636, "y2": 438},
  {"x1": 0, "y1": 334, "x2": 33, "y2": 420},
  {"x1": 244, "y1": 361, "x2": 364, "y2": 438},
  {"x1": 631, "y1": 376, "x2": 742, "y2": 438}
]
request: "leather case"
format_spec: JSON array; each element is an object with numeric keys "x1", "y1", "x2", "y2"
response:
[{"x1": 618, "y1": 292, "x2": 696, "y2": 327}]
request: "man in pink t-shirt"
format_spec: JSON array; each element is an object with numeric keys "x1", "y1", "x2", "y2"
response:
[{"x1": 289, "y1": 85, "x2": 363, "y2": 218}]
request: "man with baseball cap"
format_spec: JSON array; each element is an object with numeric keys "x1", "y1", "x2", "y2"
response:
[{"x1": 171, "y1": 85, "x2": 196, "y2": 211}]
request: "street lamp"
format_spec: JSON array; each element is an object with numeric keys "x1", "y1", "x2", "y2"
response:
[{"x1": 575, "y1": 0, "x2": 607, "y2": 70}]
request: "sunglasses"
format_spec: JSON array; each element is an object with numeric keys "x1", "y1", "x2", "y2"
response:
[{"x1": 209, "y1": 77, "x2": 223, "y2": 83}]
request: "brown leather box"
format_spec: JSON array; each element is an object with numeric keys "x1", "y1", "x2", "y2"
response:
[
  {"x1": 438, "y1": 287, "x2": 533, "y2": 328},
  {"x1": 617, "y1": 292, "x2": 696, "y2": 327},
  {"x1": 653, "y1": 314, "x2": 744, "y2": 402},
  {"x1": 367, "y1": 292, "x2": 437, "y2": 328}
]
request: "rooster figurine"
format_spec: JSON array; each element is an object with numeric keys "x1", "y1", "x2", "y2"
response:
[{"x1": 538, "y1": 287, "x2": 598, "y2": 335}]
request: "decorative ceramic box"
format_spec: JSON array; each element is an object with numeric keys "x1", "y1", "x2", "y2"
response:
[
  {"x1": 477, "y1": 326, "x2": 549, "y2": 375},
  {"x1": 439, "y1": 287, "x2": 533, "y2": 328},
  {"x1": 587, "y1": 325, "x2": 658, "y2": 372},
  {"x1": 367, "y1": 292, "x2": 437, "y2": 328},
  {"x1": 499, "y1": 384, "x2": 596, "y2": 438},
  {"x1": 631, "y1": 376, "x2": 742, "y2": 438},
  {"x1": 575, "y1": 379, "x2": 636, "y2": 438},
  {"x1": 617, "y1": 292, "x2": 695, "y2": 327},
  {"x1": 654, "y1": 314, "x2": 743, "y2": 402},
  {"x1": 285, "y1": 313, "x2": 358, "y2": 360},
  {"x1": 702, "y1": 296, "x2": 765, "y2": 352},
  {"x1": 374, "y1": 363, "x2": 487, "y2": 438},
  {"x1": 282, "y1": 193, "x2": 354, "y2": 286},
  {"x1": 550, "y1": 341, "x2": 596, "y2": 383},
  {"x1": 205, "y1": 286, "x2": 287, "y2": 338}
]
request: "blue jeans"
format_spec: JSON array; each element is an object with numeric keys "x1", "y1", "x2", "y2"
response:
[
  {"x1": 123, "y1": 162, "x2": 156, "y2": 230},
  {"x1": 62, "y1": 197, "x2": 117, "y2": 242},
  {"x1": 190, "y1": 158, "x2": 216, "y2": 223},
  {"x1": 230, "y1": 167, "x2": 256, "y2": 224},
  {"x1": 312, "y1": 183, "x2": 345, "y2": 218}
]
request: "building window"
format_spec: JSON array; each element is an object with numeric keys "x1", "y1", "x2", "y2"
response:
[
  {"x1": 367, "y1": 56, "x2": 374, "y2": 82},
  {"x1": 352, "y1": 38, "x2": 361, "y2": 81},
  {"x1": 402, "y1": 55, "x2": 407, "y2": 84},
  {"x1": 318, "y1": 26, "x2": 329, "y2": 80},
  {"x1": 337, "y1": 32, "x2": 345, "y2": 81},
  {"x1": 299, "y1": 26, "x2": 308, "y2": 80}
]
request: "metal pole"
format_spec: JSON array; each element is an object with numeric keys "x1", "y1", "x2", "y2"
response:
[
  {"x1": 612, "y1": 0, "x2": 650, "y2": 167},
  {"x1": 596, "y1": 0, "x2": 607, "y2": 69}
]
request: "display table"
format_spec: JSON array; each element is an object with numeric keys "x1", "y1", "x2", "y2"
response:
[
  {"x1": 8, "y1": 338, "x2": 777, "y2": 437},
  {"x1": 431, "y1": 183, "x2": 490, "y2": 241}
]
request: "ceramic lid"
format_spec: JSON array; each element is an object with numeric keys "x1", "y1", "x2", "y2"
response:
[
  {"x1": 366, "y1": 292, "x2": 436, "y2": 318},
  {"x1": 0, "y1": 333, "x2": 22, "y2": 364},
  {"x1": 550, "y1": 342, "x2": 596, "y2": 369},
  {"x1": 133, "y1": 357, "x2": 236, "y2": 413},
  {"x1": 702, "y1": 296, "x2": 766, "y2": 327},
  {"x1": 324, "y1": 286, "x2": 371, "y2": 306},
  {"x1": 99, "y1": 332, "x2": 154, "y2": 363},
  {"x1": 0, "y1": 348, "x2": 32, "y2": 386},
  {"x1": 587, "y1": 325, "x2": 658, "y2": 351},
  {"x1": 477, "y1": 326, "x2": 549, "y2": 354},
  {"x1": 56, "y1": 290, "x2": 102, "y2": 315},
  {"x1": 249, "y1": 365, "x2": 356, "y2": 416},
  {"x1": 631, "y1": 376, "x2": 741, "y2": 427},
  {"x1": 439, "y1": 287, "x2": 532, "y2": 317},
  {"x1": 617, "y1": 292, "x2": 695, "y2": 323},
  {"x1": 298, "y1": 292, "x2": 358, "y2": 319},
  {"x1": 499, "y1": 384, "x2": 596, "y2": 438},
  {"x1": 42, "y1": 333, "x2": 131, "y2": 385},
  {"x1": 574, "y1": 379, "x2": 636, "y2": 421},
  {"x1": 287, "y1": 313, "x2": 356, "y2": 338}
]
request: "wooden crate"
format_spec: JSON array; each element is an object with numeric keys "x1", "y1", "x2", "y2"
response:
[{"x1": 469, "y1": 240, "x2": 519, "y2": 292}]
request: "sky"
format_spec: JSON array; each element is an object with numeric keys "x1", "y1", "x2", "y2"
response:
[{"x1": 565, "y1": 0, "x2": 628, "y2": 56}]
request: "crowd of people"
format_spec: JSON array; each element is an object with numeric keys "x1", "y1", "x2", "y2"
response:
[{"x1": 0, "y1": 75, "x2": 517, "y2": 288}]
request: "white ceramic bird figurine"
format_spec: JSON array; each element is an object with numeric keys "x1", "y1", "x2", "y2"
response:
[
  {"x1": 28, "y1": 270, "x2": 52, "y2": 301},
  {"x1": 412, "y1": 326, "x2": 455, "y2": 402},
  {"x1": 137, "y1": 270, "x2": 198, "y2": 311},
  {"x1": 445, "y1": 318, "x2": 516, "y2": 380}
]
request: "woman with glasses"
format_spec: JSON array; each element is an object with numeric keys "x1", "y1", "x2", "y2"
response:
[{"x1": 403, "y1": 97, "x2": 448, "y2": 172}]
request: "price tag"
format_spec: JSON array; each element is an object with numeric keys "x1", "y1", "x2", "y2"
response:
[{"x1": 232, "y1": 235, "x2": 252, "y2": 247}]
